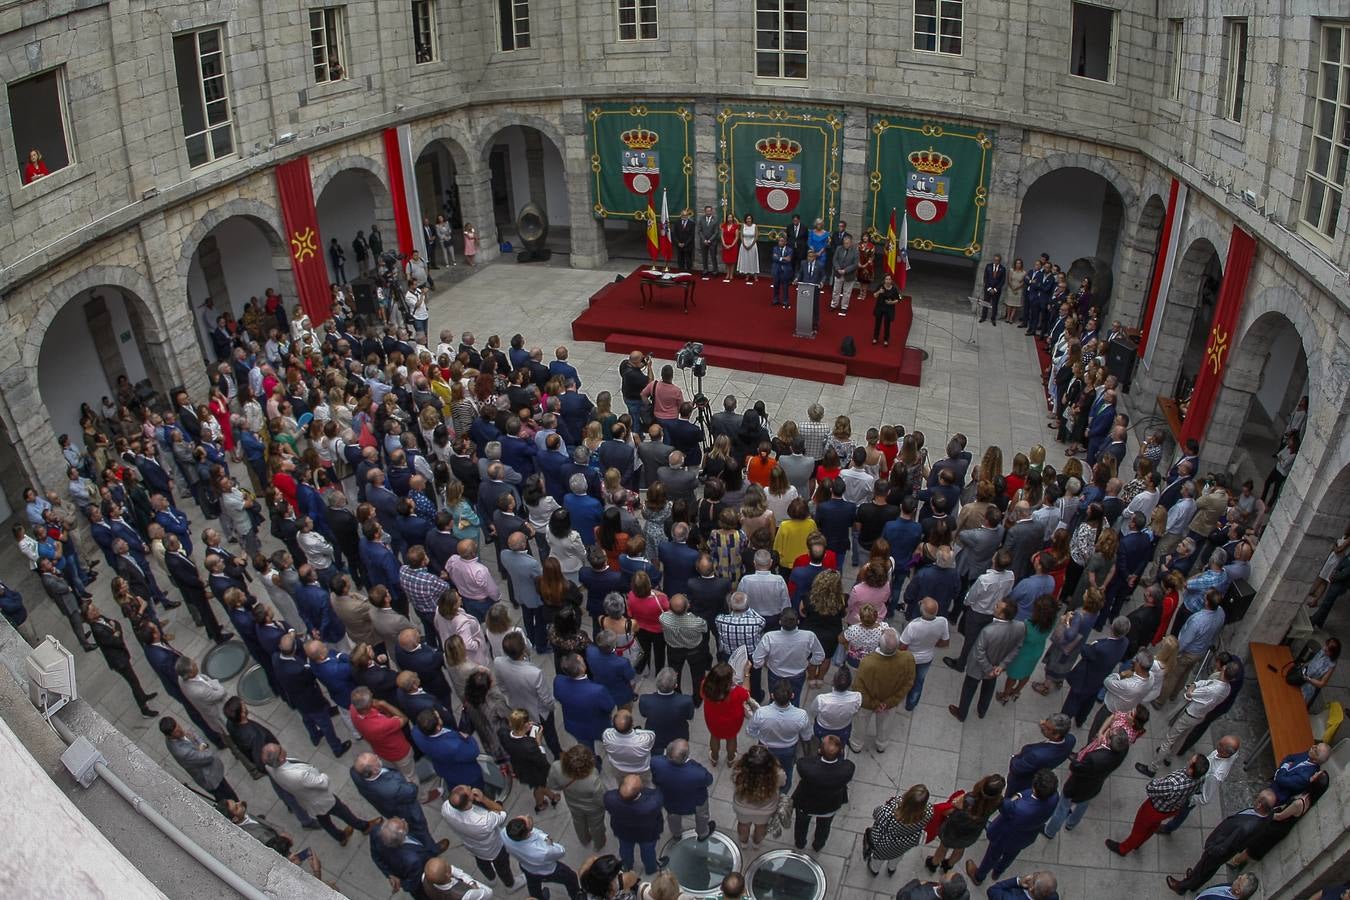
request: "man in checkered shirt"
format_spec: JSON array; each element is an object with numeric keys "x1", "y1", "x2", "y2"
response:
[
  {"x1": 714, "y1": 592, "x2": 765, "y2": 699},
  {"x1": 1105, "y1": 753, "x2": 1209, "y2": 857},
  {"x1": 398, "y1": 546, "x2": 448, "y2": 640}
]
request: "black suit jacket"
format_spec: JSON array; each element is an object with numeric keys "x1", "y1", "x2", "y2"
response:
[
  {"x1": 984, "y1": 262, "x2": 1006, "y2": 295},
  {"x1": 114, "y1": 554, "x2": 154, "y2": 600},
  {"x1": 166, "y1": 551, "x2": 209, "y2": 604},
  {"x1": 227, "y1": 717, "x2": 279, "y2": 767},
  {"x1": 792, "y1": 756, "x2": 855, "y2": 815},
  {"x1": 1203, "y1": 808, "x2": 1269, "y2": 858},
  {"x1": 673, "y1": 218, "x2": 695, "y2": 249},
  {"x1": 90, "y1": 617, "x2": 133, "y2": 669},
  {"x1": 1063, "y1": 746, "x2": 1126, "y2": 802}
]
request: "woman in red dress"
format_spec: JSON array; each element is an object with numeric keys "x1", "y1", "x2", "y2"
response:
[
  {"x1": 23, "y1": 149, "x2": 49, "y2": 184},
  {"x1": 856, "y1": 228, "x2": 877, "y2": 291},
  {"x1": 701, "y1": 661, "x2": 751, "y2": 766},
  {"x1": 720, "y1": 214, "x2": 741, "y2": 284},
  {"x1": 208, "y1": 388, "x2": 234, "y2": 452}
]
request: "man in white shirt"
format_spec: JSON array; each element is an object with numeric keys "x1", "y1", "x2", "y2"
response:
[
  {"x1": 441, "y1": 786, "x2": 517, "y2": 887},
  {"x1": 898, "y1": 597, "x2": 951, "y2": 711},
  {"x1": 738, "y1": 551, "x2": 792, "y2": 629},
  {"x1": 1122, "y1": 473, "x2": 1160, "y2": 525},
  {"x1": 1158, "y1": 735, "x2": 1241, "y2": 833},
  {"x1": 807, "y1": 668, "x2": 862, "y2": 740},
  {"x1": 601, "y1": 710, "x2": 656, "y2": 781},
  {"x1": 1088, "y1": 649, "x2": 1157, "y2": 735},
  {"x1": 945, "y1": 549, "x2": 1015, "y2": 672},
  {"x1": 1138, "y1": 661, "x2": 1237, "y2": 776},
  {"x1": 746, "y1": 679, "x2": 813, "y2": 790},
  {"x1": 752, "y1": 610, "x2": 825, "y2": 706},
  {"x1": 420, "y1": 857, "x2": 494, "y2": 900}
]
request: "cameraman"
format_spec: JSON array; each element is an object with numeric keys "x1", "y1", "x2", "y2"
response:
[{"x1": 618, "y1": 350, "x2": 652, "y2": 425}]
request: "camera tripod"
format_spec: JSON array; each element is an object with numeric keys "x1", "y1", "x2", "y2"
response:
[{"x1": 684, "y1": 369, "x2": 716, "y2": 451}]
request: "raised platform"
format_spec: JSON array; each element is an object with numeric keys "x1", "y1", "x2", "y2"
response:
[{"x1": 571, "y1": 267, "x2": 923, "y2": 386}]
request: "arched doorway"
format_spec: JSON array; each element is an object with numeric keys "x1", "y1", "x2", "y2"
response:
[
  {"x1": 1167, "y1": 238, "x2": 1223, "y2": 405},
  {"x1": 185, "y1": 213, "x2": 290, "y2": 362},
  {"x1": 37, "y1": 286, "x2": 170, "y2": 442},
  {"x1": 1015, "y1": 167, "x2": 1126, "y2": 308},
  {"x1": 415, "y1": 138, "x2": 467, "y2": 266},
  {"x1": 315, "y1": 166, "x2": 393, "y2": 283},
  {"x1": 481, "y1": 124, "x2": 570, "y2": 254},
  {"x1": 1125, "y1": 193, "x2": 1168, "y2": 331}
]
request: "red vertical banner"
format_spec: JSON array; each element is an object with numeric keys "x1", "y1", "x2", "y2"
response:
[
  {"x1": 274, "y1": 156, "x2": 333, "y2": 323},
  {"x1": 1137, "y1": 177, "x2": 1181, "y2": 359},
  {"x1": 382, "y1": 127, "x2": 416, "y2": 258},
  {"x1": 1180, "y1": 225, "x2": 1257, "y2": 445}
]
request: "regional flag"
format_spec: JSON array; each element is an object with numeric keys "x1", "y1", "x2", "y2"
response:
[
  {"x1": 897, "y1": 210, "x2": 911, "y2": 291},
  {"x1": 646, "y1": 193, "x2": 659, "y2": 261},
  {"x1": 658, "y1": 189, "x2": 673, "y2": 261}
]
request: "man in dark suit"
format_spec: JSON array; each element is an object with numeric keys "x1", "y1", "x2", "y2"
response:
[
  {"x1": 1043, "y1": 729, "x2": 1129, "y2": 837},
  {"x1": 558, "y1": 384, "x2": 594, "y2": 448},
  {"x1": 650, "y1": 739, "x2": 715, "y2": 840},
  {"x1": 554, "y1": 652, "x2": 615, "y2": 752},
  {"x1": 394, "y1": 670, "x2": 452, "y2": 725},
  {"x1": 638, "y1": 669, "x2": 695, "y2": 753},
  {"x1": 370, "y1": 817, "x2": 440, "y2": 896},
  {"x1": 1006, "y1": 716, "x2": 1076, "y2": 796},
  {"x1": 966, "y1": 769, "x2": 1059, "y2": 886},
  {"x1": 272, "y1": 632, "x2": 351, "y2": 756},
  {"x1": 85, "y1": 602, "x2": 158, "y2": 717},
  {"x1": 113, "y1": 538, "x2": 178, "y2": 612},
  {"x1": 636, "y1": 425, "x2": 673, "y2": 490},
  {"x1": 394, "y1": 628, "x2": 454, "y2": 706},
  {"x1": 795, "y1": 249, "x2": 825, "y2": 331},
  {"x1": 697, "y1": 205, "x2": 720, "y2": 279},
  {"x1": 1103, "y1": 424, "x2": 1129, "y2": 471},
  {"x1": 350, "y1": 752, "x2": 444, "y2": 850},
  {"x1": 896, "y1": 872, "x2": 971, "y2": 899},
  {"x1": 823, "y1": 220, "x2": 850, "y2": 288},
  {"x1": 424, "y1": 512, "x2": 459, "y2": 579},
  {"x1": 1061, "y1": 616, "x2": 1130, "y2": 726},
  {"x1": 791, "y1": 735, "x2": 854, "y2": 852},
  {"x1": 665, "y1": 410, "x2": 705, "y2": 470},
  {"x1": 137, "y1": 621, "x2": 223, "y2": 745},
  {"x1": 684, "y1": 555, "x2": 731, "y2": 633},
  {"x1": 989, "y1": 872, "x2": 1059, "y2": 900},
  {"x1": 770, "y1": 234, "x2": 795, "y2": 307},
  {"x1": 786, "y1": 214, "x2": 808, "y2": 267},
  {"x1": 658, "y1": 523, "x2": 700, "y2": 597},
  {"x1": 136, "y1": 446, "x2": 175, "y2": 498},
  {"x1": 981, "y1": 254, "x2": 1006, "y2": 325},
  {"x1": 604, "y1": 774, "x2": 667, "y2": 876},
  {"x1": 1086, "y1": 389, "x2": 1118, "y2": 465},
  {"x1": 412, "y1": 708, "x2": 482, "y2": 789},
  {"x1": 165, "y1": 538, "x2": 228, "y2": 642},
  {"x1": 673, "y1": 209, "x2": 696, "y2": 273},
  {"x1": 1165, "y1": 790, "x2": 1275, "y2": 894}
]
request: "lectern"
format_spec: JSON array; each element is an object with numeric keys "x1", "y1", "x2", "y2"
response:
[{"x1": 794, "y1": 282, "x2": 817, "y2": 338}]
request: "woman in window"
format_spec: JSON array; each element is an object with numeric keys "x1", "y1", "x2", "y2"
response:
[
  {"x1": 23, "y1": 148, "x2": 49, "y2": 184},
  {"x1": 737, "y1": 214, "x2": 760, "y2": 285}
]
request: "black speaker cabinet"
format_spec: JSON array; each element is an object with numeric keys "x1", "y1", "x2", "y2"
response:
[{"x1": 1105, "y1": 336, "x2": 1138, "y2": 393}]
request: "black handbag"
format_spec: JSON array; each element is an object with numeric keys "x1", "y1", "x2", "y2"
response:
[{"x1": 1282, "y1": 660, "x2": 1308, "y2": 687}]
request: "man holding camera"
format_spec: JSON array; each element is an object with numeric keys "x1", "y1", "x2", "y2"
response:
[{"x1": 619, "y1": 350, "x2": 653, "y2": 425}]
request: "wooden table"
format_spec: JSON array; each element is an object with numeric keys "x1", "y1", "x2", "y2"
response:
[
  {"x1": 638, "y1": 270, "x2": 697, "y2": 312},
  {"x1": 1245, "y1": 642, "x2": 1315, "y2": 770},
  {"x1": 1157, "y1": 394, "x2": 1186, "y2": 446}
]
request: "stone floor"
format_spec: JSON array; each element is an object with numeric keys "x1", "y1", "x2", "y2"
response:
[{"x1": 7, "y1": 257, "x2": 1342, "y2": 899}]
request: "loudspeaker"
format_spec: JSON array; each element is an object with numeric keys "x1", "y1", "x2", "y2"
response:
[
  {"x1": 515, "y1": 203, "x2": 552, "y2": 263},
  {"x1": 1104, "y1": 336, "x2": 1138, "y2": 393},
  {"x1": 350, "y1": 278, "x2": 377, "y2": 318},
  {"x1": 1223, "y1": 578, "x2": 1256, "y2": 624}
]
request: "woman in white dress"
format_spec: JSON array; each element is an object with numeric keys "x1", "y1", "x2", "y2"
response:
[{"x1": 737, "y1": 214, "x2": 760, "y2": 284}]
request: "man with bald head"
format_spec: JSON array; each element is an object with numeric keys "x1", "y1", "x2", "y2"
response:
[
  {"x1": 441, "y1": 785, "x2": 516, "y2": 887},
  {"x1": 349, "y1": 751, "x2": 443, "y2": 851},
  {"x1": 395, "y1": 626, "x2": 453, "y2": 705},
  {"x1": 1159, "y1": 735, "x2": 1242, "y2": 834},
  {"x1": 444, "y1": 538, "x2": 500, "y2": 621},
  {"x1": 1270, "y1": 740, "x2": 1332, "y2": 804},
  {"x1": 989, "y1": 871, "x2": 1058, "y2": 899},
  {"x1": 660, "y1": 590, "x2": 710, "y2": 697},
  {"x1": 602, "y1": 709, "x2": 655, "y2": 781},
  {"x1": 619, "y1": 350, "x2": 653, "y2": 424},
  {"x1": 419, "y1": 857, "x2": 493, "y2": 900},
  {"x1": 604, "y1": 772, "x2": 667, "y2": 876},
  {"x1": 1167, "y1": 790, "x2": 1277, "y2": 894}
]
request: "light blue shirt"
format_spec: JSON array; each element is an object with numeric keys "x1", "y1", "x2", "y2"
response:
[
  {"x1": 1010, "y1": 574, "x2": 1054, "y2": 620},
  {"x1": 500, "y1": 548, "x2": 543, "y2": 608},
  {"x1": 500, "y1": 827, "x2": 566, "y2": 875},
  {"x1": 746, "y1": 702, "x2": 812, "y2": 749},
  {"x1": 1166, "y1": 498, "x2": 1197, "y2": 535},
  {"x1": 1178, "y1": 607, "x2": 1226, "y2": 655}
]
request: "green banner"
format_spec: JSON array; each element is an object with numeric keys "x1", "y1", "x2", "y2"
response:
[
  {"x1": 865, "y1": 116, "x2": 995, "y2": 258},
  {"x1": 586, "y1": 102, "x2": 694, "y2": 220},
  {"x1": 716, "y1": 104, "x2": 843, "y2": 241}
]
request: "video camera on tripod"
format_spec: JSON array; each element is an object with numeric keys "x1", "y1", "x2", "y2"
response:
[{"x1": 675, "y1": 341, "x2": 706, "y2": 377}]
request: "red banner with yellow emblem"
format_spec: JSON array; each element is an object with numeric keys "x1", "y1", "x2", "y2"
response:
[
  {"x1": 274, "y1": 156, "x2": 333, "y2": 323},
  {"x1": 1180, "y1": 225, "x2": 1257, "y2": 445}
]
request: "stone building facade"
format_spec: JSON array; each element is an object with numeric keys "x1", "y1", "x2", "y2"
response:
[{"x1": 0, "y1": 1, "x2": 1346, "y2": 891}]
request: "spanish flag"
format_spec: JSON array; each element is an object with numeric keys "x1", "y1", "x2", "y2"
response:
[
  {"x1": 884, "y1": 208, "x2": 898, "y2": 277},
  {"x1": 646, "y1": 193, "x2": 659, "y2": 261}
]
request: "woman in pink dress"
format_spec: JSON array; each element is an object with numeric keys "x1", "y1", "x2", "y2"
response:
[{"x1": 462, "y1": 222, "x2": 479, "y2": 266}]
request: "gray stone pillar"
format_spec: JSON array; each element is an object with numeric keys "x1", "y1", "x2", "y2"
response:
[
  {"x1": 83, "y1": 295, "x2": 128, "y2": 390},
  {"x1": 138, "y1": 214, "x2": 211, "y2": 401},
  {"x1": 457, "y1": 155, "x2": 500, "y2": 266},
  {"x1": 561, "y1": 102, "x2": 607, "y2": 269},
  {"x1": 979, "y1": 129, "x2": 1027, "y2": 297},
  {"x1": 693, "y1": 100, "x2": 719, "y2": 215},
  {"x1": 1112, "y1": 213, "x2": 1161, "y2": 330},
  {"x1": 838, "y1": 106, "x2": 869, "y2": 233},
  {"x1": 0, "y1": 367, "x2": 65, "y2": 493}
]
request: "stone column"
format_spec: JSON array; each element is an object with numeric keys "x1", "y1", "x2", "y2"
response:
[
  {"x1": 561, "y1": 101, "x2": 607, "y2": 269},
  {"x1": 138, "y1": 213, "x2": 211, "y2": 401},
  {"x1": 456, "y1": 154, "x2": 500, "y2": 265},
  {"x1": 83, "y1": 294, "x2": 129, "y2": 389},
  {"x1": 693, "y1": 100, "x2": 719, "y2": 215},
  {"x1": 977, "y1": 129, "x2": 1027, "y2": 298},
  {"x1": 1198, "y1": 349, "x2": 1261, "y2": 473},
  {"x1": 838, "y1": 106, "x2": 869, "y2": 233},
  {"x1": 1112, "y1": 209, "x2": 1163, "y2": 332},
  {"x1": 0, "y1": 366, "x2": 65, "y2": 493}
]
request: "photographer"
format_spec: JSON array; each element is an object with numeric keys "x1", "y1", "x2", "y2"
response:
[{"x1": 619, "y1": 351, "x2": 653, "y2": 425}]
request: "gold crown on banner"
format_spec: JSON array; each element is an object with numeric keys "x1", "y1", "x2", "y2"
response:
[
  {"x1": 909, "y1": 148, "x2": 953, "y2": 174},
  {"x1": 621, "y1": 128, "x2": 659, "y2": 150},
  {"x1": 756, "y1": 135, "x2": 802, "y2": 161}
]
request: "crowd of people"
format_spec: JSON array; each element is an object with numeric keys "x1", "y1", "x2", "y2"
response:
[{"x1": 6, "y1": 266, "x2": 1343, "y2": 900}]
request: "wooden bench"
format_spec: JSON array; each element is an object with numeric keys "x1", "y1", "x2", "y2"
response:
[
  {"x1": 1157, "y1": 394, "x2": 1186, "y2": 446},
  {"x1": 1245, "y1": 642, "x2": 1316, "y2": 770}
]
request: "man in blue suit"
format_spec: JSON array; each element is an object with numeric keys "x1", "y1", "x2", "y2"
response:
[
  {"x1": 499, "y1": 419, "x2": 538, "y2": 478},
  {"x1": 350, "y1": 752, "x2": 443, "y2": 850},
  {"x1": 395, "y1": 627, "x2": 454, "y2": 706},
  {"x1": 295, "y1": 565, "x2": 347, "y2": 647},
  {"x1": 1061, "y1": 617, "x2": 1130, "y2": 726},
  {"x1": 586, "y1": 632, "x2": 637, "y2": 708},
  {"x1": 1110, "y1": 512, "x2": 1156, "y2": 620},
  {"x1": 394, "y1": 670, "x2": 453, "y2": 725},
  {"x1": 981, "y1": 254, "x2": 1006, "y2": 325},
  {"x1": 560, "y1": 447, "x2": 602, "y2": 500},
  {"x1": 989, "y1": 871, "x2": 1060, "y2": 900},
  {"x1": 412, "y1": 708, "x2": 482, "y2": 789},
  {"x1": 370, "y1": 817, "x2": 440, "y2": 896},
  {"x1": 658, "y1": 523, "x2": 700, "y2": 597},
  {"x1": 770, "y1": 233, "x2": 795, "y2": 307},
  {"x1": 306, "y1": 639, "x2": 356, "y2": 711},
  {"x1": 1006, "y1": 716, "x2": 1076, "y2": 796},
  {"x1": 966, "y1": 769, "x2": 1059, "y2": 886},
  {"x1": 136, "y1": 621, "x2": 224, "y2": 746},
  {"x1": 151, "y1": 495, "x2": 193, "y2": 555},
  {"x1": 137, "y1": 445, "x2": 175, "y2": 497},
  {"x1": 367, "y1": 470, "x2": 404, "y2": 556},
  {"x1": 536, "y1": 434, "x2": 571, "y2": 501},
  {"x1": 564, "y1": 476, "x2": 604, "y2": 545},
  {"x1": 638, "y1": 668, "x2": 696, "y2": 753},
  {"x1": 650, "y1": 739, "x2": 715, "y2": 840},
  {"x1": 665, "y1": 408, "x2": 704, "y2": 469},
  {"x1": 548, "y1": 347, "x2": 581, "y2": 389},
  {"x1": 272, "y1": 632, "x2": 351, "y2": 756},
  {"x1": 554, "y1": 652, "x2": 615, "y2": 752},
  {"x1": 360, "y1": 523, "x2": 406, "y2": 611},
  {"x1": 1086, "y1": 389, "x2": 1118, "y2": 465},
  {"x1": 557, "y1": 382, "x2": 594, "y2": 447},
  {"x1": 87, "y1": 507, "x2": 119, "y2": 567},
  {"x1": 795, "y1": 249, "x2": 824, "y2": 331},
  {"x1": 605, "y1": 773, "x2": 667, "y2": 876}
]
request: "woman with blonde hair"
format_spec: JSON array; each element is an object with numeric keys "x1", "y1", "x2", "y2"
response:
[
  {"x1": 501, "y1": 708, "x2": 560, "y2": 812},
  {"x1": 801, "y1": 568, "x2": 846, "y2": 685},
  {"x1": 825, "y1": 415, "x2": 856, "y2": 462},
  {"x1": 441, "y1": 634, "x2": 481, "y2": 703},
  {"x1": 840, "y1": 603, "x2": 892, "y2": 668}
]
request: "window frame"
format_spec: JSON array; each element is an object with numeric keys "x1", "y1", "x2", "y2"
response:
[
  {"x1": 754, "y1": 0, "x2": 808, "y2": 81},
  {"x1": 309, "y1": 6, "x2": 348, "y2": 84},
  {"x1": 9, "y1": 66, "x2": 75, "y2": 187},
  {"x1": 1222, "y1": 17, "x2": 1249, "y2": 123},
  {"x1": 172, "y1": 27, "x2": 236, "y2": 169},
  {"x1": 1067, "y1": 1, "x2": 1118, "y2": 84},
  {"x1": 1167, "y1": 18, "x2": 1184, "y2": 100},
  {"x1": 616, "y1": 0, "x2": 658, "y2": 42},
  {"x1": 913, "y1": 0, "x2": 963, "y2": 57},
  {"x1": 1299, "y1": 22, "x2": 1350, "y2": 241},
  {"x1": 411, "y1": 0, "x2": 439, "y2": 64},
  {"x1": 497, "y1": 0, "x2": 531, "y2": 52}
]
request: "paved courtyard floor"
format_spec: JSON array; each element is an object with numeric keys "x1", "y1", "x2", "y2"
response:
[{"x1": 5, "y1": 258, "x2": 1327, "y2": 899}]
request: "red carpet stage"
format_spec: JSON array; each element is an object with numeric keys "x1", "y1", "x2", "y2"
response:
[{"x1": 571, "y1": 267, "x2": 923, "y2": 386}]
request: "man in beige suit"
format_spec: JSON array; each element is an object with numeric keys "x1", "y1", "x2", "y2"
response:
[{"x1": 262, "y1": 742, "x2": 381, "y2": 845}]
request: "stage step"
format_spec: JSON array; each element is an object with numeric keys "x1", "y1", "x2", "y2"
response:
[{"x1": 603, "y1": 334, "x2": 848, "y2": 385}]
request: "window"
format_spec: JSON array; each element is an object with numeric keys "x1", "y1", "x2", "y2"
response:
[
  {"x1": 1069, "y1": 2, "x2": 1116, "y2": 82},
  {"x1": 1222, "y1": 18, "x2": 1249, "y2": 122},
  {"x1": 617, "y1": 0, "x2": 658, "y2": 41},
  {"x1": 755, "y1": 0, "x2": 807, "y2": 79},
  {"x1": 411, "y1": 1, "x2": 438, "y2": 63},
  {"x1": 172, "y1": 29, "x2": 234, "y2": 168},
  {"x1": 498, "y1": 0, "x2": 530, "y2": 51},
  {"x1": 1167, "y1": 19, "x2": 1184, "y2": 99},
  {"x1": 913, "y1": 0, "x2": 962, "y2": 55},
  {"x1": 8, "y1": 68, "x2": 72, "y2": 185},
  {"x1": 1300, "y1": 23, "x2": 1350, "y2": 239},
  {"x1": 309, "y1": 7, "x2": 347, "y2": 83}
]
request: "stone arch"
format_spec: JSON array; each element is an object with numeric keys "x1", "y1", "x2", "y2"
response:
[
  {"x1": 414, "y1": 124, "x2": 473, "y2": 172},
  {"x1": 474, "y1": 114, "x2": 572, "y2": 248},
  {"x1": 473, "y1": 113, "x2": 568, "y2": 168},
  {"x1": 313, "y1": 158, "x2": 395, "y2": 281},
  {"x1": 1137, "y1": 228, "x2": 1225, "y2": 407},
  {"x1": 1015, "y1": 152, "x2": 1139, "y2": 219},
  {"x1": 175, "y1": 197, "x2": 288, "y2": 282},
  {"x1": 23, "y1": 265, "x2": 168, "y2": 371},
  {"x1": 310, "y1": 154, "x2": 393, "y2": 202}
]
